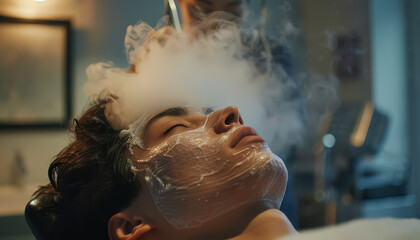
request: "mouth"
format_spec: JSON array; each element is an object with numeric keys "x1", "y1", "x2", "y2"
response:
[{"x1": 230, "y1": 126, "x2": 265, "y2": 148}]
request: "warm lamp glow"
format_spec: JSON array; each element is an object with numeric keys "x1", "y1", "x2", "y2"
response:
[
  {"x1": 350, "y1": 102, "x2": 374, "y2": 148},
  {"x1": 32, "y1": 0, "x2": 45, "y2": 2}
]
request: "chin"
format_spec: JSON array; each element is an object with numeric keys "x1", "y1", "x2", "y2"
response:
[{"x1": 228, "y1": 145, "x2": 288, "y2": 207}]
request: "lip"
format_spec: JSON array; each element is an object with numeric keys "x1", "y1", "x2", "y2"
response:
[{"x1": 230, "y1": 126, "x2": 265, "y2": 148}]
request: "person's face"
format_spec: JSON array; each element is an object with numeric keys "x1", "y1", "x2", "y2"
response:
[
  {"x1": 128, "y1": 105, "x2": 287, "y2": 237},
  {"x1": 178, "y1": 0, "x2": 245, "y2": 29}
]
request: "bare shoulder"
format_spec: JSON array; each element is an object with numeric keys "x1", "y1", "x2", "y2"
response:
[{"x1": 228, "y1": 209, "x2": 297, "y2": 240}]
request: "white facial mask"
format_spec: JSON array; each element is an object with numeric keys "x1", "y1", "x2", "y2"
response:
[{"x1": 129, "y1": 113, "x2": 288, "y2": 229}]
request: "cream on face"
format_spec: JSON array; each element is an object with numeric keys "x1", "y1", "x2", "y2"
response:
[{"x1": 126, "y1": 107, "x2": 288, "y2": 229}]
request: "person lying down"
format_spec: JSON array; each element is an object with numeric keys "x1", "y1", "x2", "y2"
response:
[
  {"x1": 30, "y1": 102, "x2": 420, "y2": 240},
  {"x1": 33, "y1": 102, "x2": 296, "y2": 240},
  {"x1": 29, "y1": 15, "x2": 420, "y2": 240},
  {"x1": 29, "y1": 17, "x2": 304, "y2": 239}
]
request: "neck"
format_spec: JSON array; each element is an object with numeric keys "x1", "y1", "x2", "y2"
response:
[
  {"x1": 179, "y1": 200, "x2": 281, "y2": 240},
  {"x1": 227, "y1": 209, "x2": 297, "y2": 240}
]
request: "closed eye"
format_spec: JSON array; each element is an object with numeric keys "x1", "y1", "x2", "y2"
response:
[{"x1": 163, "y1": 124, "x2": 187, "y2": 135}]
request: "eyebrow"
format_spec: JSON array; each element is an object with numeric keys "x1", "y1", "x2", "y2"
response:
[
  {"x1": 144, "y1": 107, "x2": 188, "y2": 133},
  {"x1": 143, "y1": 106, "x2": 214, "y2": 137}
]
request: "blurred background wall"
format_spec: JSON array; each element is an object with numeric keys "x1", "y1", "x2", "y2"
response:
[
  {"x1": 0, "y1": 0, "x2": 418, "y2": 239},
  {"x1": 0, "y1": 1, "x2": 164, "y2": 239},
  {"x1": 0, "y1": 0, "x2": 163, "y2": 186}
]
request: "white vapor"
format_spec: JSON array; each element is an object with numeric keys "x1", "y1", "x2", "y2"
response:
[{"x1": 83, "y1": 15, "x2": 336, "y2": 153}]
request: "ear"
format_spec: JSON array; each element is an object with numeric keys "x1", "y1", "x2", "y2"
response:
[{"x1": 108, "y1": 212, "x2": 152, "y2": 240}]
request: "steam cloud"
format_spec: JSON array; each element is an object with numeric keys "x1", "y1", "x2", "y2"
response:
[{"x1": 83, "y1": 15, "x2": 338, "y2": 153}]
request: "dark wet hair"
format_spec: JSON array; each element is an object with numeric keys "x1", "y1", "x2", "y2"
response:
[{"x1": 32, "y1": 103, "x2": 140, "y2": 239}]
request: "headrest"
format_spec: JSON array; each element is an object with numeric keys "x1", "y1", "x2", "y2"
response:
[{"x1": 25, "y1": 193, "x2": 60, "y2": 240}]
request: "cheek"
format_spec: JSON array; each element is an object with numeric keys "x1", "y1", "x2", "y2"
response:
[
  {"x1": 146, "y1": 131, "x2": 227, "y2": 186},
  {"x1": 134, "y1": 128, "x2": 288, "y2": 229}
]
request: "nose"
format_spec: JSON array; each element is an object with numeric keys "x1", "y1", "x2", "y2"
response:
[{"x1": 213, "y1": 106, "x2": 244, "y2": 134}]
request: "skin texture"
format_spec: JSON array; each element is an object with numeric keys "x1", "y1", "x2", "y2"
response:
[
  {"x1": 228, "y1": 209, "x2": 296, "y2": 240},
  {"x1": 108, "y1": 106, "x2": 296, "y2": 240},
  {"x1": 178, "y1": 0, "x2": 245, "y2": 31},
  {"x1": 105, "y1": 2, "x2": 295, "y2": 239}
]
